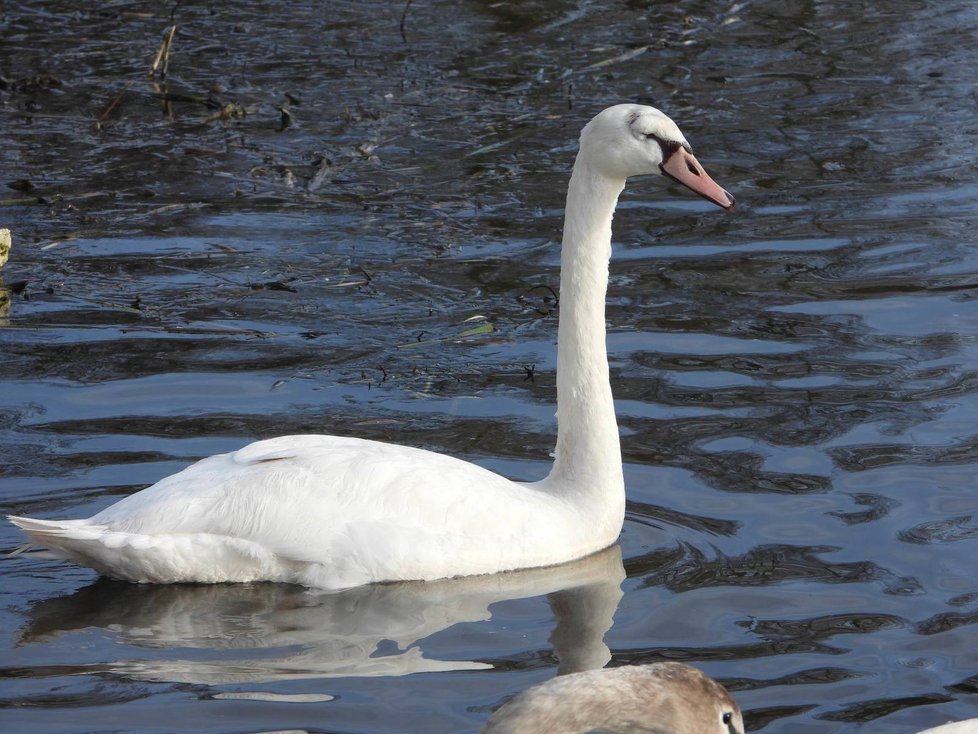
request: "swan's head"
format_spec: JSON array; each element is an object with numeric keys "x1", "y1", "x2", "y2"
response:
[
  {"x1": 482, "y1": 662, "x2": 745, "y2": 734},
  {"x1": 579, "y1": 104, "x2": 734, "y2": 209}
]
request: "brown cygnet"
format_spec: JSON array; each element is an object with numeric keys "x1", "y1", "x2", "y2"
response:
[{"x1": 483, "y1": 662, "x2": 744, "y2": 734}]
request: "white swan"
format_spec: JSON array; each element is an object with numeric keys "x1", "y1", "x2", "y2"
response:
[
  {"x1": 9, "y1": 104, "x2": 733, "y2": 589},
  {"x1": 481, "y1": 662, "x2": 745, "y2": 734},
  {"x1": 918, "y1": 722, "x2": 978, "y2": 734}
]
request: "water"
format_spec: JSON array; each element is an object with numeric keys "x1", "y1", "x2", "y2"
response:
[{"x1": 2, "y1": 1, "x2": 978, "y2": 731}]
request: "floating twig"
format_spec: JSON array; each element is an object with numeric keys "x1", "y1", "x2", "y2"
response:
[
  {"x1": 0, "y1": 228, "x2": 11, "y2": 269},
  {"x1": 277, "y1": 103, "x2": 292, "y2": 132},
  {"x1": 306, "y1": 155, "x2": 333, "y2": 193},
  {"x1": 96, "y1": 80, "x2": 135, "y2": 128},
  {"x1": 564, "y1": 44, "x2": 650, "y2": 77},
  {"x1": 464, "y1": 129, "x2": 534, "y2": 158},
  {"x1": 519, "y1": 284, "x2": 559, "y2": 315},
  {"x1": 149, "y1": 25, "x2": 178, "y2": 79},
  {"x1": 399, "y1": 0, "x2": 414, "y2": 43}
]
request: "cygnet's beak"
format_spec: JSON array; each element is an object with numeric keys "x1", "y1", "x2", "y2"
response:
[{"x1": 660, "y1": 148, "x2": 735, "y2": 210}]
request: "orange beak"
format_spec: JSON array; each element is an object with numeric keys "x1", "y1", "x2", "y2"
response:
[{"x1": 660, "y1": 148, "x2": 735, "y2": 210}]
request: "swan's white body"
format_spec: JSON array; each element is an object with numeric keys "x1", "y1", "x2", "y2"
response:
[{"x1": 9, "y1": 104, "x2": 733, "y2": 589}]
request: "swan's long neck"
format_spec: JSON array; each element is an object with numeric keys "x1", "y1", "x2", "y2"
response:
[{"x1": 547, "y1": 155, "x2": 626, "y2": 507}]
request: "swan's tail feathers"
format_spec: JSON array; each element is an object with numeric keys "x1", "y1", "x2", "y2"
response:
[
  {"x1": 8, "y1": 515, "x2": 102, "y2": 541},
  {"x1": 7, "y1": 515, "x2": 107, "y2": 562},
  {"x1": 7, "y1": 515, "x2": 287, "y2": 584},
  {"x1": 7, "y1": 514, "x2": 165, "y2": 581},
  {"x1": 7, "y1": 514, "x2": 152, "y2": 581}
]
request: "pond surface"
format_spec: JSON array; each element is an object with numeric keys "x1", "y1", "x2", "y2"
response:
[{"x1": 3, "y1": 1, "x2": 978, "y2": 732}]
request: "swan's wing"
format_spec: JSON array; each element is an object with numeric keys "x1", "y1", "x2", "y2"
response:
[{"x1": 219, "y1": 435, "x2": 554, "y2": 577}]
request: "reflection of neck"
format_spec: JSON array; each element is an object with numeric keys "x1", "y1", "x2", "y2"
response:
[
  {"x1": 547, "y1": 157, "x2": 625, "y2": 528},
  {"x1": 547, "y1": 546, "x2": 625, "y2": 675}
]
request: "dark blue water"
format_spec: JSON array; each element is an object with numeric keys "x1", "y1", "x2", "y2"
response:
[{"x1": 3, "y1": 1, "x2": 978, "y2": 731}]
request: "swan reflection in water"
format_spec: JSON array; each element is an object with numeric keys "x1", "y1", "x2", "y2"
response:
[{"x1": 18, "y1": 544, "x2": 624, "y2": 684}]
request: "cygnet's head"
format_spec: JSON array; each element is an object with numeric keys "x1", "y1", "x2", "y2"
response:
[
  {"x1": 482, "y1": 661, "x2": 745, "y2": 734},
  {"x1": 579, "y1": 104, "x2": 735, "y2": 209}
]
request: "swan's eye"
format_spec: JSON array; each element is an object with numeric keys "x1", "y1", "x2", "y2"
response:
[{"x1": 644, "y1": 133, "x2": 684, "y2": 160}]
